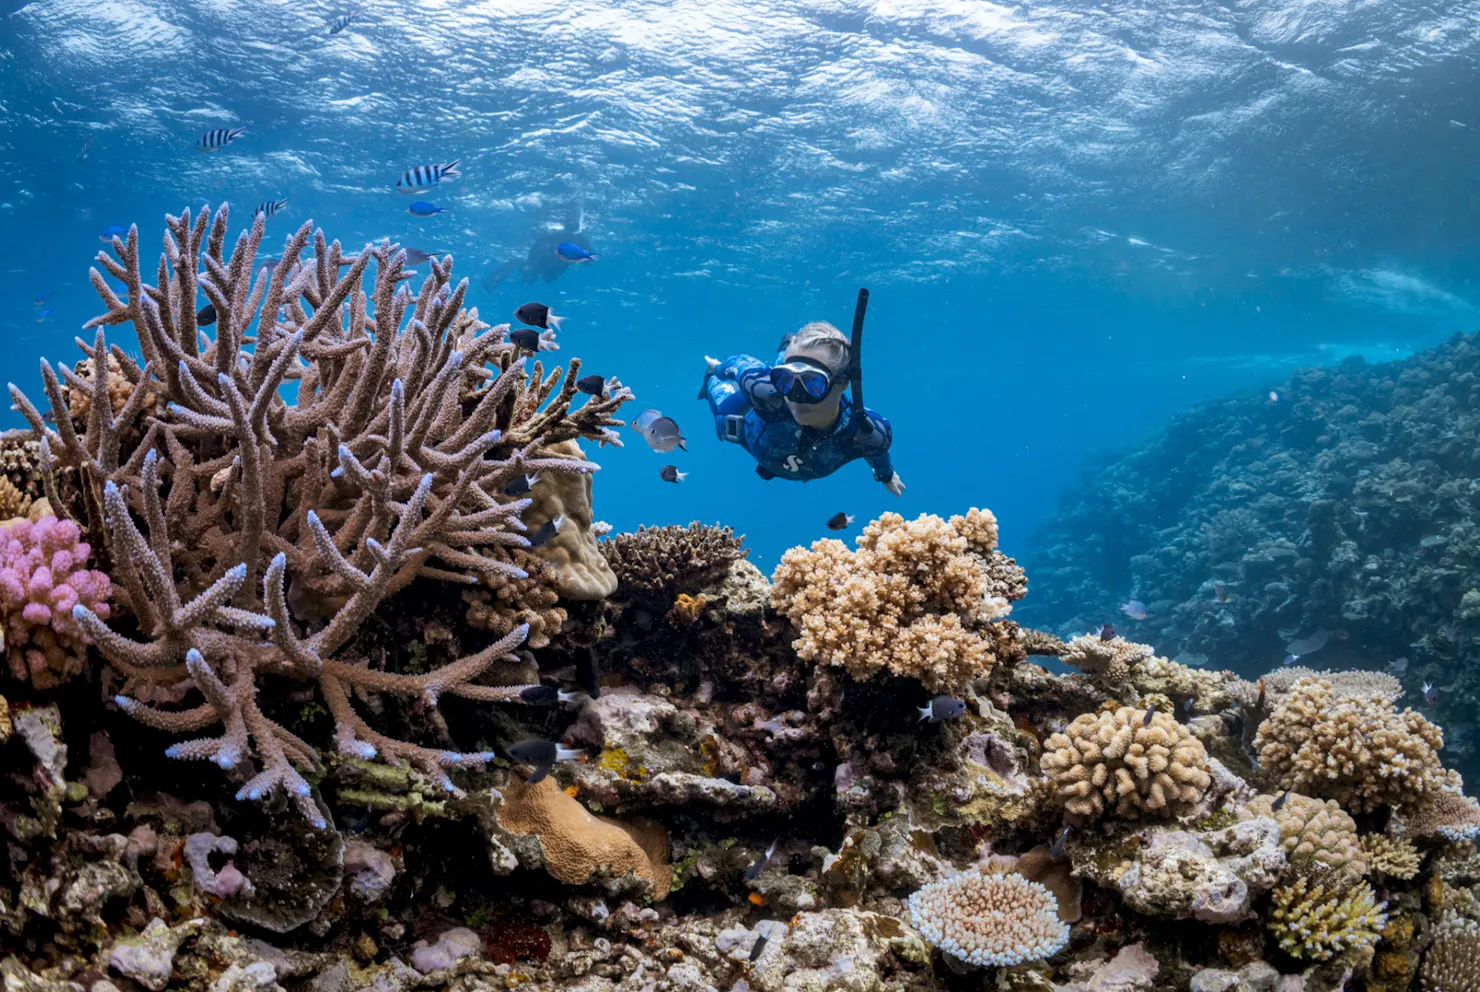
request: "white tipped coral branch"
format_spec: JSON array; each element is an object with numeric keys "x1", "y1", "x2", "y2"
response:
[{"x1": 13, "y1": 204, "x2": 633, "y2": 822}]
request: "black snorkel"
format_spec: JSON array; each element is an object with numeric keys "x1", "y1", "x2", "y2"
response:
[{"x1": 849, "y1": 288, "x2": 871, "y2": 434}]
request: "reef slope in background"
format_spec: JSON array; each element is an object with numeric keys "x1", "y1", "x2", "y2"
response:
[
  {"x1": 4, "y1": 212, "x2": 1480, "y2": 992},
  {"x1": 1021, "y1": 331, "x2": 1480, "y2": 782}
]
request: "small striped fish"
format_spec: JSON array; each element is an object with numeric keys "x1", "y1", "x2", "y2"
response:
[
  {"x1": 254, "y1": 198, "x2": 288, "y2": 219},
  {"x1": 396, "y1": 160, "x2": 460, "y2": 193},
  {"x1": 329, "y1": 10, "x2": 357, "y2": 34},
  {"x1": 197, "y1": 127, "x2": 245, "y2": 152}
]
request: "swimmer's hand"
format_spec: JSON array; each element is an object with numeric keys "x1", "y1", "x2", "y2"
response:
[{"x1": 884, "y1": 473, "x2": 905, "y2": 498}]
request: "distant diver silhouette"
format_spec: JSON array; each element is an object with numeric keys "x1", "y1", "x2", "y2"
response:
[{"x1": 483, "y1": 206, "x2": 592, "y2": 291}]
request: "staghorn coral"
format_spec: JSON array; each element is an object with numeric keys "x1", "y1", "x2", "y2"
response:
[
  {"x1": 1253, "y1": 677, "x2": 1451, "y2": 812},
  {"x1": 1362, "y1": 834, "x2": 1422, "y2": 881},
  {"x1": 0, "y1": 513, "x2": 113, "y2": 688},
  {"x1": 1248, "y1": 792, "x2": 1366, "y2": 888},
  {"x1": 1039, "y1": 705, "x2": 1212, "y2": 823},
  {"x1": 493, "y1": 776, "x2": 670, "y2": 899},
  {"x1": 770, "y1": 509, "x2": 1028, "y2": 692},
  {"x1": 1268, "y1": 877, "x2": 1388, "y2": 962},
  {"x1": 601, "y1": 521, "x2": 748, "y2": 599},
  {"x1": 907, "y1": 869, "x2": 1069, "y2": 967},
  {"x1": 1421, "y1": 910, "x2": 1480, "y2": 991},
  {"x1": 1057, "y1": 633, "x2": 1155, "y2": 684},
  {"x1": 8, "y1": 206, "x2": 629, "y2": 822},
  {"x1": 1393, "y1": 787, "x2": 1480, "y2": 842}
]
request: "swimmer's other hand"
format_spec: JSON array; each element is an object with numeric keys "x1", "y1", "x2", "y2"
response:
[
  {"x1": 884, "y1": 473, "x2": 905, "y2": 497},
  {"x1": 705, "y1": 355, "x2": 721, "y2": 372}
]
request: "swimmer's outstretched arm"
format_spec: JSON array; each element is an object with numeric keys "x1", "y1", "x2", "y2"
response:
[{"x1": 858, "y1": 410, "x2": 904, "y2": 496}]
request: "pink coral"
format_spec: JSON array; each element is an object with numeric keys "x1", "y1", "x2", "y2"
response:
[{"x1": 0, "y1": 515, "x2": 112, "y2": 688}]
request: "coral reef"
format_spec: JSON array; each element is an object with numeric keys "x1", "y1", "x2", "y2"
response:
[
  {"x1": 600, "y1": 521, "x2": 748, "y2": 601},
  {"x1": 1420, "y1": 910, "x2": 1480, "y2": 991},
  {"x1": 907, "y1": 869, "x2": 1069, "y2": 967},
  {"x1": 770, "y1": 509, "x2": 1029, "y2": 691},
  {"x1": 1362, "y1": 833, "x2": 1422, "y2": 880},
  {"x1": 1248, "y1": 792, "x2": 1366, "y2": 887},
  {"x1": 1267, "y1": 877, "x2": 1387, "y2": 962},
  {"x1": 1040, "y1": 705, "x2": 1212, "y2": 822},
  {"x1": 1253, "y1": 676, "x2": 1450, "y2": 811}
]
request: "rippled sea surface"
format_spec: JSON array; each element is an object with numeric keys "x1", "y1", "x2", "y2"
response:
[{"x1": 4, "y1": 0, "x2": 1478, "y2": 560}]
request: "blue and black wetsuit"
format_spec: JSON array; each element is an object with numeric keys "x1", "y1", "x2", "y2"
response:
[{"x1": 703, "y1": 353, "x2": 894, "y2": 482}]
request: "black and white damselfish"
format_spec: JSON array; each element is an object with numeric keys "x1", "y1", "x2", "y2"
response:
[
  {"x1": 396, "y1": 161, "x2": 461, "y2": 193},
  {"x1": 197, "y1": 127, "x2": 245, "y2": 152}
]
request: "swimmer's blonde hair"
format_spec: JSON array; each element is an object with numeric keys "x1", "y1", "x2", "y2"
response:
[{"x1": 784, "y1": 321, "x2": 850, "y2": 374}]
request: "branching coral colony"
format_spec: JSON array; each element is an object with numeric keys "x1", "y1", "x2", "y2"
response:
[{"x1": 8, "y1": 205, "x2": 629, "y2": 824}]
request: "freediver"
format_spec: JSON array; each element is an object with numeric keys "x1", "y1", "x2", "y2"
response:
[
  {"x1": 483, "y1": 208, "x2": 592, "y2": 290},
  {"x1": 700, "y1": 289, "x2": 903, "y2": 494}
]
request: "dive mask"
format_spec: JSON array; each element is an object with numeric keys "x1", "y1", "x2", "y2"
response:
[{"x1": 771, "y1": 356, "x2": 836, "y2": 404}]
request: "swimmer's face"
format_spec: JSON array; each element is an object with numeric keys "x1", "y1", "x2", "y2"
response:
[{"x1": 783, "y1": 341, "x2": 847, "y2": 427}]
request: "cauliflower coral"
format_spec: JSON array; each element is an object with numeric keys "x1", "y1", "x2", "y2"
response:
[
  {"x1": 0, "y1": 514, "x2": 112, "y2": 689},
  {"x1": 770, "y1": 509, "x2": 1024, "y2": 692},
  {"x1": 1040, "y1": 706, "x2": 1212, "y2": 823},
  {"x1": 907, "y1": 870, "x2": 1069, "y2": 967}
]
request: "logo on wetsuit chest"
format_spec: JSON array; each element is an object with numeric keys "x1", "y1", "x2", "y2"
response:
[{"x1": 783, "y1": 454, "x2": 802, "y2": 473}]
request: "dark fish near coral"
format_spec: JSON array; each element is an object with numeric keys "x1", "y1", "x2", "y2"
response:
[
  {"x1": 503, "y1": 473, "x2": 539, "y2": 497},
  {"x1": 826, "y1": 512, "x2": 854, "y2": 531},
  {"x1": 744, "y1": 839, "x2": 779, "y2": 881},
  {"x1": 509, "y1": 327, "x2": 558, "y2": 352},
  {"x1": 1182, "y1": 697, "x2": 1194, "y2": 713},
  {"x1": 575, "y1": 647, "x2": 601, "y2": 699},
  {"x1": 526, "y1": 513, "x2": 564, "y2": 548},
  {"x1": 1143, "y1": 708, "x2": 1156, "y2": 726},
  {"x1": 518, "y1": 685, "x2": 584, "y2": 707},
  {"x1": 507, "y1": 738, "x2": 584, "y2": 784},
  {"x1": 660, "y1": 465, "x2": 687, "y2": 483},
  {"x1": 749, "y1": 933, "x2": 769, "y2": 962},
  {"x1": 576, "y1": 374, "x2": 606, "y2": 396},
  {"x1": 1049, "y1": 826, "x2": 1071, "y2": 860},
  {"x1": 1271, "y1": 790, "x2": 1290, "y2": 812},
  {"x1": 514, "y1": 302, "x2": 564, "y2": 331},
  {"x1": 917, "y1": 695, "x2": 966, "y2": 723},
  {"x1": 197, "y1": 304, "x2": 217, "y2": 326},
  {"x1": 1424, "y1": 682, "x2": 1441, "y2": 706},
  {"x1": 1098, "y1": 623, "x2": 1116, "y2": 642}
]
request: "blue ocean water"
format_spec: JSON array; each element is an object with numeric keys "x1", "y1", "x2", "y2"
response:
[{"x1": 3, "y1": 0, "x2": 1477, "y2": 568}]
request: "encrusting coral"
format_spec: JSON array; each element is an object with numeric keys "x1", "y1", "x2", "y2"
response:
[
  {"x1": 907, "y1": 870, "x2": 1069, "y2": 967},
  {"x1": 7, "y1": 206, "x2": 628, "y2": 822},
  {"x1": 1040, "y1": 705, "x2": 1212, "y2": 823},
  {"x1": 0, "y1": 512, "x2": 113, "y2": 688},
  {"x1": 770, "y1": 509, "x2": 1027, "y2": 692},
  {"x1": 1248, "y1": 792, "x2": 1366, "y2": 887},
  {"x1": 1057, "y1": 633, "x2": 1155, "y2": 684},
  {"x1": 1420, "y1": 910, "x2": 1480, "y2": 991},
  {"x1": 1253, "y1": 676, "x2": 1450, "y2": 812},
  {"x1": 1268, "y1": 877, "x2": 1388, "y2": 962},
  {"x1": 1393, "y1": 786, "x2": 1480, "y2": 842},
  {"x1": 601, "y1": 521, "x2": 748, "y2": 599}
]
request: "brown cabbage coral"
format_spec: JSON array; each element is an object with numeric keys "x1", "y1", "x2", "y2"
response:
[
  {"x1": 1040, "y1": 706, "x2": 1212, "y2": 823},
  {"x1": 1253, "y1": 677, "x2": 1450, "y2": 812},
  {"x1": 1361, "y1": 834, "x2": 1422, "y2": 881},
  {"x1": 906, "y1": 870, "x2": 1069, "y2": 967},
  {"x1": 1268, "y1": 877, "x2": 1388, "y2": 962},
  {"x1": 1421, "y1": 911, "x2": 1480, "y2": 991},
  {"x1": 8, "y1": 207, "x2": 629, "y2": 821},
  {"x1": 601, "y1": 522, "x2": 748, "y2": 599},
  {"x1": 1248, "y1": 792, "x2": 1366, "y2": 888},
  {"x1": 770, "y1": 510, "x2": 1027, "y2": 692},
  {"x1": 1058, "y1": 634, "x2": 1155, "y2": 685},
  {"x1": 1393, "y1": 787, "x2": 1480, "y2": 842}
]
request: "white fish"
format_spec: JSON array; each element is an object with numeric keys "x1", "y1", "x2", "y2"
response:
[{"x1": 396, "y1": 161, "x2": 460, "y2": 193}]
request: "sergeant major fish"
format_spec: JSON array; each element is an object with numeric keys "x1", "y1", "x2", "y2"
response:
[
  {"x1": 197, "y1": 127, "x2": 245, "y2": 151},
  {"x1": 396, "y1": 161, "x2": 460, "y2": 193}
]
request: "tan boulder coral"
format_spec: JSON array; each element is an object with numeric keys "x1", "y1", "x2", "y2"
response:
[
  {"x1": 770, "y1": 509, "x2": 1029, "y2": 692},
  {"x1": 1103, "y1": 818, "x2": 1286, "y2": 923},
  {"x1": 1267, "y1": 877, "x2": 1387, "y2": 962},
  {"x1": 493, "y1": 777, "x2": 669, "y2": 899},
  {"x1": 1248, "y1": 793, "x2": 1366, "y2": 887},
  {"x1": 1253, "y1": 677, "x2": 1451, "y2": 812},
  {"x1": 1040, "y1": 706, "x2": 1212, "y2": 823},
  {"x1": 521, "y1": 440, "x2": 617, "y2": 600}
]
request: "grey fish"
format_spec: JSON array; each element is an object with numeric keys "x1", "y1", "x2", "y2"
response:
[
  {"x1": 642, "y1": 416, "x2": 686, "y2": 453},
  {"x1": 1285, "y1": 629, "x2": 1330, "y2": 658},
  {"x1": 1271, "y1": 790, "x2": 1290, "y2": 812},
  {"x1": 744, "y1": 839, "x2": 778, "y2": 881},
  {"x1": 1049, "y1": 826, "x2": 1071, "y2": 859},
  {"x1": 526, "y1": 513, "x2": 564, "y2": 548},
  {"x1": 917, "y1": 695, "x2": 966, "y2": 723},
  {"x1": 1424, "y1": 682, "x2": 1441, "y2": 706},
  {"x1": 507, "y1": 738, "x2": 583, "y2": 784},
  {"x1": 1098, "y1": 623, "x2": 1116, "y2": 642}
]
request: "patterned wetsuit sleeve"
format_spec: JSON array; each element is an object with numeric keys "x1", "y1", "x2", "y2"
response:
[
  {"x1": 854, "y1": 409, "x2": 895, "y2": 481},
  {"x1": 719, "y1": 354, "x2": 785, "y2": 419}
]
